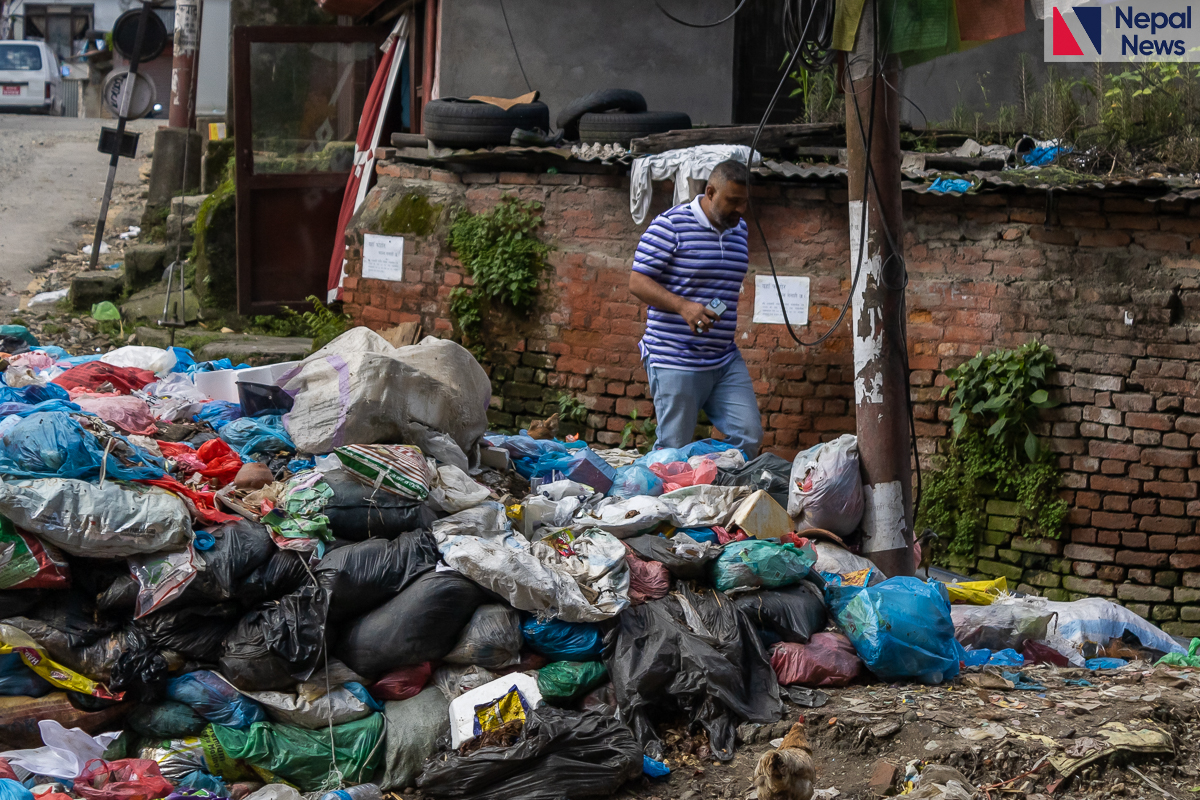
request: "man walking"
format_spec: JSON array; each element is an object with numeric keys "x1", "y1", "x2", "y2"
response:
[{"x1": 628, "y1": 159, "x2": 763, "y2": 458}]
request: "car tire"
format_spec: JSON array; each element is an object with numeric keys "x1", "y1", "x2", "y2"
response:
[
  {"x1": 576, "y1": 111, "x2": 693, "y2": 147},
  {"x1": 556, "y1": 89, "x2": 647, "y2": 141},
  {"x1": 423, "y1": 99, "x2": 551, "y2": 149}
]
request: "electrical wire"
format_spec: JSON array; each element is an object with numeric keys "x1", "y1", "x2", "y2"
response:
[
  {"x1": 498, "y1": 0, "x2": 531, "y2": 92},
  {"x1": 653, "y1": 0, "x2": 748, "y2": 28},
  {"x1": 782, "y1": 0, "x2": 837, "y2": 70}
]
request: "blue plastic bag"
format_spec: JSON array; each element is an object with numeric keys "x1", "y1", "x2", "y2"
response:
[
  {"x1": 0, "y1": 379, "x2": 69, "y2": 407},
  {"x1": 681, "y1": 439, "x2": 741, "y2": 459},
  {"x1": 521, "y1": 617, "x2": 604, "y2": 660},
  {"x1": 219, "y1": 414, "x2": 295, "y2": 459},
  {"x1": 0, "y1": 779, "x2": 32, "y2": 800},
  {"x1": 1085, "y1": 657, "x2": 1127, "y2": 670},
  {"x1": 33, "y1": 346, "x2": 69, "y2": 361},
  {"x1": 169, "y1": 347, "x2": 197, "y2": 374},
  {"x1": 677, "y1": 527, "x2": 718, "y2": 544},
  {"x1": 606, "y1": 465, "x2": 664, "y2": 499},
  {"x1": 0, "y1": 326, "x2": 37, "y2": 347},
  {"x1": 711, "y1": 540, "x2": 817, "y2": 592},
  {"x1": 178, "y1": 772, "x2": 227, "y2": 796},
  {"x1": 643, "y1": 756, "x2": 670, "y2": 779},
  {"x1": 195, "y1": 401, "x2": 243, "y2": 430},
  {"x1": 167, "y1": 670, "x2": 266, "y2": 728},
  {"x1": 0, "y1": 411, "x2": 164, "y2": 481},
  {"x1": 0, "y1": 653, "x2": 52, "y2": 697},
  {"x1": 826, "y1": 577, "x2": 965, "y2": 684},
  {"x1": 636, "y1": 447, "x2": 688, "y2": 467},
  {"x1": 0, "y1": 399, "x2": 81, "y2": 418},
  {"x1": 344, "y1": 682, "x2": 385, "y2": 712}
]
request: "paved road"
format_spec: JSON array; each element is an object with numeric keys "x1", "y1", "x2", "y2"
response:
[{"x1": 0, "y1": 114, "x2": 157, "y2": 308}]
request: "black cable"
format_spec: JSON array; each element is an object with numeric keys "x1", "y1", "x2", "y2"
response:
[
  {"x1": 782, "y1": 0, "x2": 837, "y2": 70},
  {"x1": 653, "y1": 0, "x2": 748, "y2": 28},
  {"x1": 498, "y1": 0, "x2": 531, "y2": 93}
]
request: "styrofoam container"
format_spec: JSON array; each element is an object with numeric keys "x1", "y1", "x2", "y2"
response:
[{"x1": 191, "y1": 361, "x2": 299, "y2": 403}]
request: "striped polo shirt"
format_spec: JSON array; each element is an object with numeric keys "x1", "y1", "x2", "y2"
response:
[{"x1": 633, "y1": 195, "x2": 749, "y2": 370}]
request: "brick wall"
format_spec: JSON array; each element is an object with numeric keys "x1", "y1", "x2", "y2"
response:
[{"x1": 342, "y1": 159, "x2": 1200, "y2": 635}]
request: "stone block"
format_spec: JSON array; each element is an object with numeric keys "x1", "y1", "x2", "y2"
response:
[
  {"x1": 982, "y1": 530, "x2": 1011, "y2": 546},
  {"x1": 123, "y1": 244, "x2": 170, "y2": 293},
  {"x1": 1062, "y1": 576, "x2": 1115, "y2": 596},
  {"x1": 1011, "y1": 536, "x2": 1062, "y2": 555},
  {"x1": 1155, "y1": 571, "x2": 1180, "y2": 588},
  {"x1": 1124, "y1": 603, "x2": 1150, "y2": 618},
  {"x1": 1073, "y1": 561, "x2": 1097, "y2": 577},
  {"x1": 1181, "y1": 606, "x2": 1200, "y2": 621},
  {"x1": 1151, "y1": 604, "x2": 1178, "y2": 621},
  {"x1": 147, "y1": 127, "x2": 202, "y2": 207},
  {"x1": 986, "y1": 499, "x2": 1023, "y2": 516},
  {"x1": 1175, "y1": 587, "x2": 1200, "y2": 603},
  {"x1": 988, "y1": 515, "x2": 1021, "y2": 532},
  {"x1": 1164, "y1": 622, "x2": 1200, "y2": 637},
  {"x1": 976, "y1": 559, "x2": 1024, "y2": 582},
  {"x1": 1116, "y1": 583, "x2": 1171, "y2": 602},
  {"x1": 998, "y1": 548, "x2": 1023, "y2": 564},
  {"x1": 1063, "y1": 544, "x2": 1116, "y2": 563},
  {"x1": 1043, "y1": 588, "x2": 1071, "y2": 602},
  {"x1": 1027, "y1": 571, "x2": 1062, "y2": 588},
  {"x1": 69, "y1": 271, "x2": 124, "y2": 310}
]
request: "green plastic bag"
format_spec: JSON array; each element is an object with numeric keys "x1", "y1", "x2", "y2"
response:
[
  {"x1": 537, "y1": 661, "x2": 608, "y2": 702},
  {"x1": 210, "y1": 713, "x2": 384, "y2": 791},
  {"x1": 0, "y1": 326, "x2": 37, "y2": 346},
  {"x1": 91, "y1": 301, "x2": 121, "y2": 321},
  {"x1": 711, "y1": 540, "x2": 817, "y2": 593},
  {"x1": 1156, "y1": 637, "x2": 1200, "y2": 668}
]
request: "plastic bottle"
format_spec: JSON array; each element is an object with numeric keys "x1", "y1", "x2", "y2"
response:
[{"x1": 319, "y1": 785, "x2": 382, "y2": 800}]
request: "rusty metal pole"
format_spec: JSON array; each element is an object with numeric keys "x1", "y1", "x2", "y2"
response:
[
  {"x1": 168, "y1": 0, "x2": 201, "y2": 128},
  {"x1": 844, "y1": 2, "x2": 914, "y2": 577}
]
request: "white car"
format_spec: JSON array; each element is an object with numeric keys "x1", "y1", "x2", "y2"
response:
[{"x1": 0, "y1": 41, "x2": 63, "y2": 115}]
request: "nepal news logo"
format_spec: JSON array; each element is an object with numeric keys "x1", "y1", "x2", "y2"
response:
[{"x1": 1050, "y1": 4, "x2": 1195, "y2": 60}]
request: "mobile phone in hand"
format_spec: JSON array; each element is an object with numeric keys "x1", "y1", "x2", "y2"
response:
[{"x1": 706, "y1": 298, "x2": 727, "y2": 318}]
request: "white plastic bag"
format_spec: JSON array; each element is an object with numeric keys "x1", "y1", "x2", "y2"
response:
[
  {"x1": 244, "y1": 686, "x2": 377, "y2": 729},
  {"x1": 0, "y1": 478, "x2": 192, "y2": 558},
  {"x1": 425, "y1": 460, "x2": 490, "y2": 514},
  {"x1": 101, "y1": 345, "x2": 177, "y2": 377},
  {"x1": 0, "y1": 720, "x2": 120, "y2": 779},
  {"x1": 130, "y1": 548, "x2": 198, "y2": 619},
  {"x1": 787, "y1": 434, "x2": 865, "y2": 536},
  {"x1": 661, "y1": 484, "x2": 751, "y2": 528},
  {"x1": 282, "y1": 328, "x2": 491, "y2": 467}
]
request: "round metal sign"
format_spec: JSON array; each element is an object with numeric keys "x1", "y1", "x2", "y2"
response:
[
  {"x1": 102, "y1": 68, "x2": 157, "y2": 120},
  {"x1": 112, "y1": 9, "x2": 170, "y2": 62}
]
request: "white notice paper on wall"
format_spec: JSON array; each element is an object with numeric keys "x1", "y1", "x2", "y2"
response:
[
  {"x1": 362, "y1": 234, "x2": 405, "y2": 281},
  {"x1": 753, "y1": 275, "x2": 809, "y2": 325}
]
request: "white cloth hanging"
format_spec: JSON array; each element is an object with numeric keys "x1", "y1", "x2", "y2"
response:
[{"x1": 629, "y1": 145, "x2": 761, "y2": 224}]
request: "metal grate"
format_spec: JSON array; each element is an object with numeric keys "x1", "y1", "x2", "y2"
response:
[{"x1": 62, "y1": 79, "x2": 81, "y2": 117}]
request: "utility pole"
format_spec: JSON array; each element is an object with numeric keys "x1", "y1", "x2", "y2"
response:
[
  {"x1": 168, "y1": 0, "x2": 202, "y2": 128},
  {"x1": 844, "y1": 2, "x2": 914, "y2": 577}
]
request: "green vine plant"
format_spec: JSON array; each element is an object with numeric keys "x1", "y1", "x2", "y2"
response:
[
  {"x1": 445, "y1": 195, "x2": 551, "y2": 349},
  {"x1": 620, "y1": 410, "x2": 658, "y2": 453},
  {"x1": 917, "y1": 341, "x2": 1069, "y2": 557},
  {"x1": 251, "y1": 295, "x2": 350, "y2": 353},
  {"x1": 555, "y1": 392, "x2": 589, "y2": 425}
]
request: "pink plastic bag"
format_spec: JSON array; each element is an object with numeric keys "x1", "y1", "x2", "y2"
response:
[
  {"x1": 771, "y1": 632, "x2": 863, "y2": 687},
  {"x1": 74, "y1": 395, "x2": 158, "y2": 435},
  {"x1": 648, "y1": 459, "x2": 718, "y2": 492},
  {"x1": 74, "y1": 760, "x2": 173, "y2": 800},
  {"x1": 624, "y1": 547, "x2": 670, "y2": 605}
]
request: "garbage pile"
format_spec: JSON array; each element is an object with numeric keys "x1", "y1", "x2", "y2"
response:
[{"x1": 0, "y1": 325, "x2": 1192, "y2": 800}]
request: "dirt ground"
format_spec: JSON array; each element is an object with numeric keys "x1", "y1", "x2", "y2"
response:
[{"x1": 597, "y1": 660, "x2": 1200, "y2": 800}]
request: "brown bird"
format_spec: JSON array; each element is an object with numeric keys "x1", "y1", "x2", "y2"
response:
[
  {"x1": 527, "y1": 412, "x2": 560, "y2": 440},
  {"x1": 753, "y1": 719, "x2": 816, "y2": 800}
]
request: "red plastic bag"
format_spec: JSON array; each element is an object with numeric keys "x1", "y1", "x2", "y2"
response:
[
  {"x1": 137, "y1": 476, "x2": 242, "y2": 526},
  {"x1": 196, "y1": 438, "x2": 243, "y2": 486},
  {"x1": 715, "y1": 525, "x2": 747, "y2": 545},
  {"x1": 371, "y1": 662, "x2": 433, "y2": 701},
  {"x1": 0, "y1": 758, "x2": 18, "y2": 781},
  {"x1": 771, "y1": 632, "x2": 862, "y2": 687},
  {"x1": 624, "y1": 548, "x2": 670, "y2": 605},
  {"x1": 74, "y1": 760, "x2": 173, "y2": 800},
  {"x1": 14, "y1": 532, "x2": 70, "y2": 589},
  {"x1": 1021, "y1": 640, "x2": 1070, "y2": 668},
  {"x1": 52, "y1": 363, "x2": 157, "y2": 395},
  {"x1": 648, "y1": 459, "x2": 718, "y2": 492},
  {"x1": 73, "y1": 395, "x2": 158, "y2": 435},
  {"x1": 155, "y1": 441, "x2": 207, "y2": 473}
]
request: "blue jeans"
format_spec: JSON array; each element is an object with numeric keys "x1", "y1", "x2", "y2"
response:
[{"x1": 645, "y1": 351, "x2": 763, "y2": 459}]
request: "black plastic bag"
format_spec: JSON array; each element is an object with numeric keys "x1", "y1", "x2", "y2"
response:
[
  {"x1": 183, "y1": 520, "x2": 274, "y2": 603},
  {"x1": 97, "y1": 576, "x2": 138, "y2": 613},
  {"x1": 126, "y1": 700, "x2": 207, "y2": 738},
  {"x1": 220, "y1": 584, "x2": 329, "y2": 691},
  {"x1": 238, "y1": 382, "x2": 295, "y2": 417},
  {"x1": 237, "y1": 540, "x2": 353, "y2": 605},
  {"x1": 623, "y1": 534, "x2": 719, "y2": 580},
  {"x1": 323, "y1": 470, "x2": 439, "y2": 541},
  {"x1": 0, "y1": 589, "x2": 48, "y2": 619},
  {"x1": 27, "y1": 590, "x2": 120, "y2": 645},
  {"x1": 731, "y1": 582, "x2": 827, "y2": 644},
  {"x1": 315, "y1": 532, "x2": 440, "y2": 622},
  {"x1": 136, "y1": 602, "x2": 243, "y2": 662},
  {"x1": 715, "y1": 453, "x2": 792, "y2": 509},
  {"x1": 337, "y1": 570, "x2": 486, "y2": 678},
  {"x1": 604, "y1": 583, "x2": 782, "y2": 761},
  {"x1": 417, "y1": 706, "x2": 642, "y2": 800}
]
